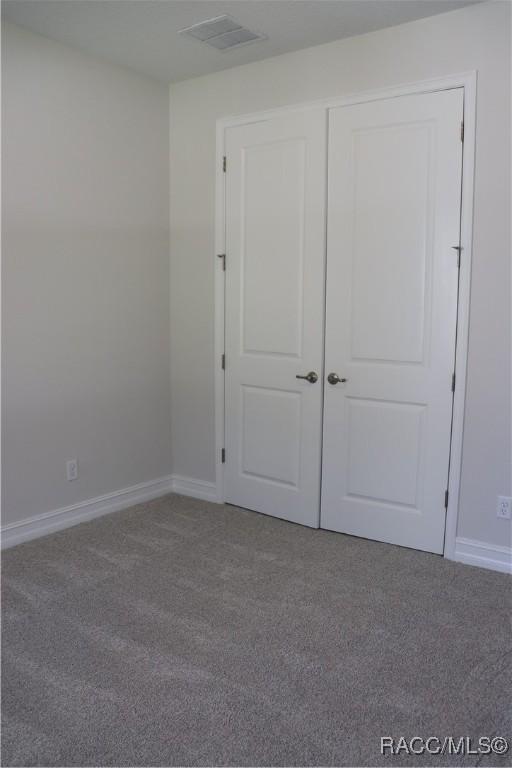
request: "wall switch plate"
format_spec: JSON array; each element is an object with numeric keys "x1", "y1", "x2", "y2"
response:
[
  {"x1": 497, "y1": 496, "x2": 511, "y2": 520},
  {"x1": 66, "y1": 459, "x2": 78, "y2": 481}
]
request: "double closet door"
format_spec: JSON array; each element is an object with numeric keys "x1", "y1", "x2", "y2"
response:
[{"x1": 224, "y1": 89, "x2": 464, "y2": 555}]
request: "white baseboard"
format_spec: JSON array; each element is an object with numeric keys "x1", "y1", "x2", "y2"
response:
[
  {"x1": 4, "y1": 482, "x2": 508, "y2": 578},
  {"x1": 454, "y1": 537, "x2": 512, "y2": 575},
  {"x1": 171, "y1": 474, "x2": 218, "y2": 502},
  {"x1": 1, "y1": 474, "x2": 218, "y2": 550}
]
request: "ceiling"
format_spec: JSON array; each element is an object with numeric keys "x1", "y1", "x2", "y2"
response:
[{"x1": 2, "y1": 0, "x2": 481, "y2": 83}]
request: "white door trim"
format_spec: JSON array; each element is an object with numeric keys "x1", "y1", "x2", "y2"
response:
[{"x1": 214, "y1": 71, "x2": 477, "y2": 562}]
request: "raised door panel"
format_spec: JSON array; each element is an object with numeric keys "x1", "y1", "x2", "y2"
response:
[
  {"x1": 242, "y1": 139, "x2": 306, "y2": 358},
  {"x1": 350, "y1": 123, "x2": 432, "y2": 365},
  {"x1": 346, "y1": 398, "x2": 425, "y2": 508},
  {"x1": 241, "y1": 386, "x2": 301, "y2": 487}
]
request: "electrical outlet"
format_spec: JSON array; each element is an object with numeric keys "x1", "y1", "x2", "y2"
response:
[
  {"x1": 497, "y1": 496, "x2": 511, "y2": 520},
  {"x1": 66, "y1": 459, "x2": 78, "y2": 482}
]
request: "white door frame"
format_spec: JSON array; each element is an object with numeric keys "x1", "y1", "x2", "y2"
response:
[{"x1": 214, "y1": 71, "x2": 477, "y2": 562}]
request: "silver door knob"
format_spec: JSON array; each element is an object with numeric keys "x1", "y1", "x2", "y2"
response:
[
  {"x1": 296, "y1": 371, "x2": 318, "y2": 384},
  {"x1": 327, "y1": 373, "x2": 347, "y2": 385}
]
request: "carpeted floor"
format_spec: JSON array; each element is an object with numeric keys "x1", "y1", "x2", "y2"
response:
[{"x1": 1, "y1": 494, "x2": 511, "y2": 767}]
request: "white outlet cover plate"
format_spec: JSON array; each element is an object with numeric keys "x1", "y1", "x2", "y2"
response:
[
  {"x1": 66, "y1": 459, "x2": 78, "y2": 481},
  {"x1": 497, "y1": 496, "x2": 512, "y2": 519}
]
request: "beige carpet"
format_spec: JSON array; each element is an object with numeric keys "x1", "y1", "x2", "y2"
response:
[{"x1": 2, "y1": 493, "x2": 511, "y2": 766}]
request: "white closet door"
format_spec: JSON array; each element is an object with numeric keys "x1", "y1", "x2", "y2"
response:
[
  {"x1": 321, "y1": 89, "x2": 463, "y2": 553},
  {"x1": 224, "y1": 109, "x2": 326, "y2": 527}
]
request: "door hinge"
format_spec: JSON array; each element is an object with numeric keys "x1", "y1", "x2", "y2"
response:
[
  {"x1": 460, "y1": 121, "x2": 464, "y2": 142},
  {"x1": 444, "y1": 489, "x2": 449, "y2": 509},
  {"x1": 451, "y1": 245, "x2": 462, "y2": 267},
  {"x1": 451, "y1": 372, "x2": 456, "y2": 392},
  {"x1": 221, "y1": 448, "x2": 226, "y2": 464},
  {"x1": 223, "y1": 155, "x2": 227, "y2": 172},
  {"x1": 221, "y1": 353, "x2": 225, "y2": 370},
  {"x1": 217, "y1": 253, "x2": 226, "y2": 270}
]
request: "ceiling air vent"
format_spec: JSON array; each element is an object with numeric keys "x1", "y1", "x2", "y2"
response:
[{"x1": 179, "y1": 15, "x2": 266, "y2": 51}]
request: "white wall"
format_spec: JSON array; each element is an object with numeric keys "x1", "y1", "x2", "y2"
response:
[
  {"x1": 169, "y1": 0, "x2": 511, "y2": 549},
  {"x1": 2, "y1": 22, "x2": 171, "y2": 525}
]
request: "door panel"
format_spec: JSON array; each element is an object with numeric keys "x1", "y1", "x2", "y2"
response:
[
  {"x1": 346, "y1": 398, "x2": 425, "y2": 508},
  {"x1": 224, "y1": 109, "x2": 326, "y2": 527},
  {"x1": 241, "y1": 386, "x2": 301, "y2": 487},
  {"x1": 321, "y1": 89, "x2": 463, "y2": 553},
  {"x1": 242, "y1": 139, "x2": 305, "y2": 357},
  {"x1": 350, "y1": 122, "x2": 431, "y2": 364}
]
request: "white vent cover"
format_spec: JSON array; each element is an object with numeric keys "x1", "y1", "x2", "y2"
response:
[{"x1": 179, "y1": 15, "x2": 266, "y2": 51}]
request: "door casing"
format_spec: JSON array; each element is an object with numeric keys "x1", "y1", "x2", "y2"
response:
[{"x1": 214, "y1": 72, "x2": 477, "y2": 562}]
